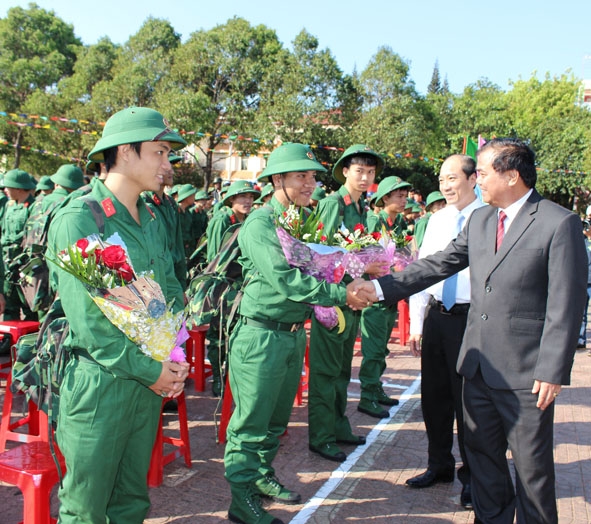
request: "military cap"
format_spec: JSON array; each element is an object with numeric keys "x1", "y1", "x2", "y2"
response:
[
  {"x1": 254, "y1": 184, "x2": 274, "y2": 204},
  {"x1": 51, "y1": 164, "x2": 85, "y2": 190},
  {"x1": 36, "y1": 175, "x2": 55, "y2": 191},
  {"x1": 3, "y1": 169, "x2": 37, "y2": 190},
  {"x1": 177, "y1": 184, "x2": 197, "y2": 202},
  {"x1": 372, "y1": 176, "x2": 412, "y2": 207},
  {"x1": 169, "y1": 154, "x2": 183, "y2": 164},
  {"x1": 222, "y1": 180, "x2": 261, "y2": 206},
  {"x1": 425, "y1": 190, "x2": 446, "y2": 209},
  {"x1": 88, "y1": 107, "x2": 187, "y2": 162},
  {"x1": 311, "y1": 186, "x2": 326, "y2": 201},
  {"x1": 195, "y1": 190, "x2": 212, "y2": 201},
  {"x1": 258, "y1": 143, "x2": 326, "y2": 182},
  {"x1": 332, "y1": 144, "x2": 384, "y2": 185}
]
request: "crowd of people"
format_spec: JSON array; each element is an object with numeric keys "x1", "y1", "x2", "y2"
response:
[{"x1": 1, "y1": 106, "x2": 588, "y2": 524}]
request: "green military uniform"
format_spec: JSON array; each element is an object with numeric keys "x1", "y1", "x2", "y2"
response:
[
  {"x1": 1, "y1": 169, "x2": 37, "y2": 320},
  {"x1": 224, "y1": 144, "x2": 345, "y2": 524},
  {"x1": 413, "y1": 191, "x2": 446, "y2": 248},
  {"x1": 144, "y1": 191, "x2": 188, "y2": 290},
  {"x1": 49, "y1": 106, "x2": 186, "y2": 524},
  {"x1": 308, "y1": 184, "x2": 367, "y2": 450},
  {"x1": 204, "y1": 181, "x2": 260, "y2": 396},
  {"x1": 359, "y1": 177, "x2": 411, "y2": 416}
]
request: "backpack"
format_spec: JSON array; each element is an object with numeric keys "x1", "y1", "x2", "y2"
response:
[{"x1": 11, "y1": 195, "x2": 105, "y2": 428}]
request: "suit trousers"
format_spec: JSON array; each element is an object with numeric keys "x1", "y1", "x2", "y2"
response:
[
  {"x1": 420, "y1": 303, "x2": 470, "y2": 485},
  {"x1": 463, "y1": 369, "x2": 557, "y2": 524}
]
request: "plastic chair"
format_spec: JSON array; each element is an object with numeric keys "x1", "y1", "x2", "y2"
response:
[
  {"x1": 0, "y1": 440, "x2": 65, "y2": 524},
  {"x1": 147, "y1": 391, "x2": 192, "y2": 487},
  {"x1": 390, "y1": 300, "x2": 410, "y2": 346},
  {"x1": 185, "y1": 326, "x2": 212, "y2": 392}
]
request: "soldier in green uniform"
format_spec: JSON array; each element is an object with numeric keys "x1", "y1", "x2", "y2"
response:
[
  {"x1": 358, "y1": 176, "x2": 411, "y2": 418},
  {"x1": 176, "y1": 183, "x2": 197, "y2": 264},
  {"x1": 309, "y1": 186, "x2": 326, "y2": 209},
  {"x1": 205, "y1": 180, "x2": 260, "y2": 397},
  {"x1": 253, "y1": 183, "x2": 274, "y2": 208},
  {"x1": 41, "y1": 164, "x2": 85, "y2": 216},
  {"x1": 48, "y1": 107, "x2": 189, "y2": 523},
  {"x1": 308, "y1": 144, "x2": 388, "y2": 462},
  {"x1": 144, "y1": 159, "x2": 187, "y2": 291},
  {"x1": 224, "y1": 143, "x2": 372, "y2": 524},
  {"x1": 1, "y1": 169, "x2": 37, "y2": 320},
  {"x1": 413, "y1": 191, "x2": 446, "y2": 248}
]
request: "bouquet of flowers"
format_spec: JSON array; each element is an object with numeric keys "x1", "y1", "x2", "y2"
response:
[{"x1": 49, "y1": 233, "x2": 188, "y2": 362}]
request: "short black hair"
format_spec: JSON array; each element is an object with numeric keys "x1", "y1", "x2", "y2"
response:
[
  {"x1": 103, "y1": 142, "x2": 142, "y2": 172},
  {"x1": 342, "y1": 153, "x2": 378, "y2": 170},
  {"x1": 477, "y1": 138, "x2": 536, "y2": 188}
]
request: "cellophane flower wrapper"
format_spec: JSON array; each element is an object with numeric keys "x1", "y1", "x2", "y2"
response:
[{"x1": 52, "y1": 233, "x2": 187, "y2": 363}]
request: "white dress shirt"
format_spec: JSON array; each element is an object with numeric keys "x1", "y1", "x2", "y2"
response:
[{"x1": 409, "y1": 197, "x2": 486, "y2": 335}]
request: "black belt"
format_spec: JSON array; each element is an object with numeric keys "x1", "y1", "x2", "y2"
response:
[
  {"x1": 429, "y1": 297, "x2": 470, "y2": 316},
  {"x1": 241, "y1": 316, "x2": 304, "y2": 333}
]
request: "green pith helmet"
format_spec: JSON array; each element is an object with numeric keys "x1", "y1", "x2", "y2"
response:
[
  {"x1": 257, "y1": 143, "x2": 327, "y2": 182},
  {"x1": 254, "y1": 183, "x2": 274, "y2": 204},
  {"x1": 177, "y1": 183, "x2": 197, "y2": 202},
  {"x1": 222, "y1": 180, "x2": 261, "y2": 206},
  {"x1": 36, "y1": 175, "x2": 55, "y2": 191},
  {"x1": 88, "y1": 107, "x2": 187, "y2": 162},
  {"x1": 425, "y1": 190, "x2": 446, "y2": 209},
  {"x1": 311, "y1": 186, "x2": 326, "y2": 201},
  {"x1": 332, "y1": 144, "x2": 384, "y2": 185},
  {"x1": 3, "y1": 169, "x2": 37, "y2": 190},
  {"x1": 86, "y1": 160, "x2": 102, "y2": 174},
  {"x1": 373, "y1": 176, "x2": 412, "y2": 207},
  {"x1": 169, "y1": 184, "x2": 180, "y2": 196},
  {"x1": 169, "y1": 154, "x2": 182, "y2": 164},
  {"x1": 51, "y1": 164, "x2": 85, "y2": 190},
  {"x1": 194, "y1": 190, "x2": 211, "y2": 201}
]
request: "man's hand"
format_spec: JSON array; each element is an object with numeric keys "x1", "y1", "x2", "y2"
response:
[
  {"x1": 408, "y1": 334, "x2": 422, "y2": 357},
  {"x1": 149, "y1": 360, "x2": 190, "y2": 398},
  {"x1": 346, "y1": 279, "x2": 378, "y2": 310},
  {"x1": 364, "y1": 261, "x2": 391, "y2": 278},
  {"x1": 532, "y1": 379, "x2": 562, "y2": 410}
]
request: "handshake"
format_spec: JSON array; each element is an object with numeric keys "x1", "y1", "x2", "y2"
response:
[{"x1": 345, "y1": 279, "x2": 379, "y2": 310}]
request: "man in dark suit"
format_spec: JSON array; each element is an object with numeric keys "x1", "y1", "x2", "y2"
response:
[{"x1": 361, "y1": 138, "x2": 587, "y2": 524}]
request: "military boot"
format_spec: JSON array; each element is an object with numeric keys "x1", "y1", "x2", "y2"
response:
[
  {"x1": 254, "y1": 474, "x2": 301, "y2": 504},
  {"x1": 228, "y1": 483, "x2": 285, "y2": 524},
  {"x1": 357, "y1": 398, "x2": 390, "y2": 419},
  {"x1": 375, "y1": 384, "x2": 399, "y2": 406}
]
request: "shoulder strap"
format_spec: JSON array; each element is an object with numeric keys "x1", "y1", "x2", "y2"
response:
[{"x1": 79, "y1": 195, "x2": 105, "y2": 235}]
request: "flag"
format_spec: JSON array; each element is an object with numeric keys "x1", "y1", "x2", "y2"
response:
[{"x1": 462, "y1": 136, "x2": 478, "y2": 160}]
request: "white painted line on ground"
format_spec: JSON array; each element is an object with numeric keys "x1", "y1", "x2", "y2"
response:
[{"x1": 290, "y1": 374, "x2": 422, "y2": 523}]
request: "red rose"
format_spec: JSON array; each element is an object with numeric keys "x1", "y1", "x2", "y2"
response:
[
  {"x1": 405, "y1": 235, "x2": 413, "y2": 242},
  {"x1": 117, "y1": 262, "x2": 135, "y2": 283},
  {"x1": 101, "y1": 245, "x2": 127, "y2": 269},
  {"x1": 317, "y1": 222, "x2": 324, "y2": 230},
  {"x1": 333, "y1": 265, "x2": 345, "y2": 283},
  {"x1": 320, "y1": 235, "x2": 327, "y2": 242},
  {"x1": 76, "y1": 238, "x2": 90, "y2": 258},
  {"x1": 354, "y1": 224, "x2": 365, "y2": 233},
  {"x1": 94, "y1": 248, "x2": 103, "y2": 262},
  {"x1": 371, "y1": 232, "x2": 381, "y2": 240}
]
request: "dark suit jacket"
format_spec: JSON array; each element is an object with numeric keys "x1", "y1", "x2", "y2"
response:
[{"x1": 379, "y1": 190, "x2": 587, "y2": 389}]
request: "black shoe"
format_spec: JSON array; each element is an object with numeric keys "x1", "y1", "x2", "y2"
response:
[
  {"x1": 405, "y1": 469, "x2": 455, "y2": 488},
  {"x1": 254, "y1": 475, "x2": 301, "y2": 505},
  {"x1": 577, "y1": 342, "x2": 586, "y2": 349},
  {"x1": 308, "y1": 443, "x2": 346, "y2": 462},
  {"x1": 357, "y1": 399, "x2": 390, "y2": 419},
  {"x1": 375, "y1": 387, "x2": 400, "y2": 406},
  {"x1": 461, "y1": 483, "x2": 473, "y2": 509},
  {"x1": 336, "y1": 435, "x2": 366, "y2": 446}
]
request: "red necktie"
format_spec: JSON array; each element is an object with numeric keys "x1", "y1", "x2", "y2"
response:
[{"x1": 496, "y1": 210, "x2": 507, "y2": 252}]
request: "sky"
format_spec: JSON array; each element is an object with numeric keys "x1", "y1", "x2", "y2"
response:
[{"x1": 2, "y1": 0, "x2": 591, "y2": 94}]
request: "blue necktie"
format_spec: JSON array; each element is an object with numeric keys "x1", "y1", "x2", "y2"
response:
[{"x1": 441, "y1": 213, "x2": 465, "y2": 310}]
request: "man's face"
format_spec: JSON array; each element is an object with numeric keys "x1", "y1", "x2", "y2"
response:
[
  {"x1": 231, "y1": 193, "x2": 255, "y2": 219},
  {"x1": 439, "y1": 157, "x2": 476, "y2": 210},
  {"x1": 125, "y1": 141, "x2": 173, "y2": 193},
  {"x1": 273, "y1": 171, "x2": 317, "y2": 208},
  {"x1": 343, "y1": 162, "x2": 376, "y2": 194},
  {"x1": 6, "y1": 187, "x2": 28, "y2": 203},
  {"x1": 382, "y1": 188, "x2": 408, "y2": 213},
  {"x1": 476, "y1": 148, "x2": 513, "y2": 208}
]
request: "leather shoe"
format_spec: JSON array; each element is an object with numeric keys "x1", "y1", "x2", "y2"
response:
[
  {"x1": 405, "y1": 469, "x2": 455, "y2": 488},
  {"x1": 336, "y1": 435, "x2": 366, "y2": 446},
  {"x1": 309, "y1": 443, "x2": 346, "y2": 462},
  {"x1": 461, "y1": 483, "x2": 473, "y2": 509},
  {"x1": 357, "y1": 399, "x2": 390, "y2": 419},
  {"x1": 375, "y1": 387, "x2": 399, "y2": 406}
]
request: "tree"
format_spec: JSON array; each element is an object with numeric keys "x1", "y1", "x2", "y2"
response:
[
  {"x1": 428, "y1": 60, "x2": 441, "y2": 95},
  {"x1": 0, "y1": 3, "x2": 81, "y2": 169}
]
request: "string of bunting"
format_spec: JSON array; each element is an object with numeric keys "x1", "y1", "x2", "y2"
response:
[{"x1": 2, "y1": 111, "x2": 588, "y2": 176}]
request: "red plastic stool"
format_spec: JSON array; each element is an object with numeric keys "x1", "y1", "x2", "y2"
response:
[
  {"x1": 0, "y1": 370, "x2": 48, "y2": 453},
  {"x1": 390, "y1": 300, "x2": 410, "y2": 346},
  {"x1": 186, "y1": 326, "x2": 212, "y2": 392},
  {"x1": 294, "y1": 332, "x2": 310, "y2": 407},
  {"x1": 147, "y1": 391, "x2": 192, "y2": 487},
  {"x1": 0, "y1": 321, "x2": 40, "y2": 386},
  {"x1": 0, "y1": 440, "x2": 65, "y2": 524},
  {"x1": 217, "y1": 373, "x2": 233, "y2": 444}
]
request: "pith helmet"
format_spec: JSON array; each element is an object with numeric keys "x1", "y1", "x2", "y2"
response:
[
  {"x1": 3, "y1": 169, "x2": 37, "y2": 190},
  {"x1": 373, "y1": 176, "x2": 412, "y2": 207},
  {"x1": 36, "y1": 175, "x2": 55, "y2": 191},
  {"x1": 86, "y1": 160, "x2": 101, "y2": 174},
  {"x1": 194, "y1": 190, "x2": 211, "y2": 201},
  {"x1": 222, "y1": 180, "x2": 261, "y2": 206},
  {"x1": 88, "y1": 107, "x2": 187, "y2": 162},
  {"x1": 258, "y1": 143, "x2": 327, "y2": 182},
  {"x1": 177, "y1": 184, "x2": 197, "y2": 202},
  {"x1": 311, "y1": 186, "x2": 326, "y2": 201},
  {"x1": 51, "y1": 164, "x2": 85, "y2": 190},
  {"x1": 332, "y1": 144, "x2": 384, "y2": 185},
  {"x1": 425, "y1": 190, "x2": 446, "y2": 209}
]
